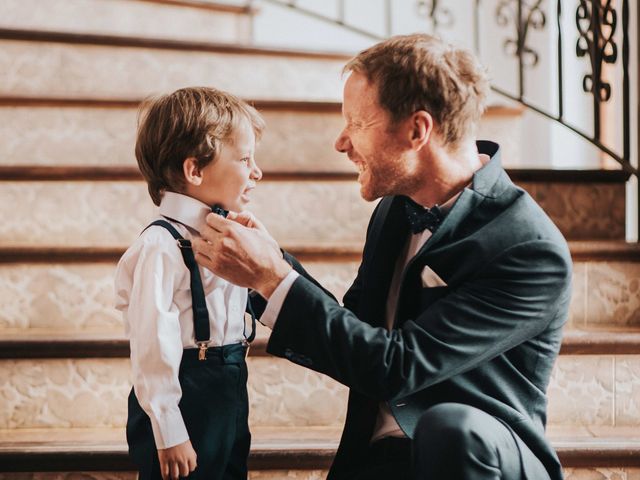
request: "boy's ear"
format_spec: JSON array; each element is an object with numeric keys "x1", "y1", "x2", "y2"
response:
[
  {"x1": 183, "y1": 157, "x2": 203, "y2": 186},
  {"x1": 408, "y1": 110, "x2": 433, "y2": 151}
]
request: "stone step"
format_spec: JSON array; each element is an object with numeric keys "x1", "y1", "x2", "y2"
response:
[
  {"x1": 0, "y1": 426, "x2": 638, "y2": 474},
  {"x1": 0, "y1": 100, "x2": 525, "y2": 170},
  {"x1": 0, "y1": 171, "x2": 627, "y2": 253},
  {"x1": 1, "y1": 327, "x2": 639, "y2": 359},
  {"x1": 1, "y1": 0, "x2": 255, "y2": 44},
  {"x1": 1, "y1": 241, "x2": 638, "y2": 331},
  {"x1": 0, "y1": 350, "x2": 638, "y2": 431},
  {"x1": 0, "y1": 29, "x2": 349, "y2": 101}
]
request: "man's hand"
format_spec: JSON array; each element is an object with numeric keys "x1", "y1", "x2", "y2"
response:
[
  {"x1": 157, "y1": 439, "x2": 197, "y2": 480},
  {"x1": 193, "y1": 212, "x2": 292, "y2": 299}
]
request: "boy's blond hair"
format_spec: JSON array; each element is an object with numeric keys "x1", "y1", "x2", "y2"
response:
[
  {"x1": 344, "y1": 33, "x2": 489, "y2": 149},
  {"x1": 135, "y1": 87, "x2": 265, "y2": 206}
]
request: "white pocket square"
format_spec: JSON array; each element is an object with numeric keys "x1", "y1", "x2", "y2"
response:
[{"x1": 420, "y1": 266, "x2": 447, "y2": 288}]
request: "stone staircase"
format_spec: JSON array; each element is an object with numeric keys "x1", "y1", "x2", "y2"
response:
[{"x1": 1, "y1": 1, "x2": 639, "y2": 479}]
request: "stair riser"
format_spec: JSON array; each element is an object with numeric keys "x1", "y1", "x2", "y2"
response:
[
  {"x1": 1, "y1": 259, "x2": 637, "y2": 331},
  {"x1": 1, "y1": 470, "x2": 640, "y2": 479},
  {"x1": 0, "y1": 106, "x2": 523, "y2": 170},
  {"x1": 1, "y1": 0, "x2": 252, "y2": 44},
  {"x1": 0, "y1": 261, "x2": 359, "y2": 332},
  {"x1": 1, "y1": 355, "x2": 638, "y2": 430},
  {"x1": 0, "y1": 181, "x2": 374, "y2": 248},
  {"x1": 0, "y1": 41, "x2": 345, "y2": 102},
  {"x1": 0, "y1": 180, "x2": 625, "y2": 252}
]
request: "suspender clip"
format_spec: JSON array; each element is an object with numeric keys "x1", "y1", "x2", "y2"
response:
[
  {"x1": 177, "y1": 239, "x2": 192, "y2": 249},
  {"x1": 242, "y1": 339, "x2": 250, "y2": 359},
  {"x1": 197, "y1": 342, "x2": 209, "y2": 361}
]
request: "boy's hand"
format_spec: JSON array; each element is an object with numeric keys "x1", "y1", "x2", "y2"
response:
[{"x1": 158, "y1": 439, "x2": 197, "y2": 480}]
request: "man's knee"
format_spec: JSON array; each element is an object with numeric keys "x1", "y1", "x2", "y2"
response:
[
  {"x1": 415, "y1": 403, "x2": 493, "y2": 456},
  {"x1": 413, "y1": 403, "x2": 509, "y2": 478}
]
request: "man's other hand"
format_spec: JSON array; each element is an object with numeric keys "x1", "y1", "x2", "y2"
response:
[{"x1": 193, "y1": 212, "x2": 292, "y2": 299}]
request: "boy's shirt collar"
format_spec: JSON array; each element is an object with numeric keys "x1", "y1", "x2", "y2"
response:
[{"x1": 159, "y1": 191, "x2": 210, "y2": 234}]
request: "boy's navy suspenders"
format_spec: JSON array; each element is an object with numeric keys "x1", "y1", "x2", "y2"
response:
[{"x1": 145, "y1": 219, "x2": 256, "y2": 360}]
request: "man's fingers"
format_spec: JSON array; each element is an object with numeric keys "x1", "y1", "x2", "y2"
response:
[
  {"x1": 205, "y1": 211, "x2": 233, "y2": 230},
  {"x1": 178, "y1": 459, "x2": 190, "y2": 478},
  {"x1": 170, "y1": 461, "x2": 180, "y2": 480},
  {"x1": 160, "y1": 460, "x2": 170, "y2": 480},
  {"x1": 189, "y1": 455, "x2": 198, "y2": 472}
]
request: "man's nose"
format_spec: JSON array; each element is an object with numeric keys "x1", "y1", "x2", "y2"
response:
[{"x1": 335, "y1": 129, "x2": 350, "y2": 153}]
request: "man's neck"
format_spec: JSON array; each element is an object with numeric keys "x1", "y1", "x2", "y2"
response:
[{"x1": 410, "y1": 140, "x2": 484, "y2": 208}]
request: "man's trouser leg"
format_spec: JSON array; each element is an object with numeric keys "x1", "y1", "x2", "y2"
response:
[{"x1": 413, "y1": 403, "x2": 551, "y2": 480}]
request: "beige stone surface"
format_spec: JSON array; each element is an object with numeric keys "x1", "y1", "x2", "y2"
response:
[
  {"x1": 569, "y1": 263, "x2": 587, "y2": 327},
  {"x1": 1, "y1": 0, "x2": 251, "y2": 44},
  {"x1": 1, "y1": 471, "x2": 640, "y2": 480},
  {"x1": 586, "y1": 262, "x2": 640, "y2": 327},
  {"x1": 547, "y1": 355, "x2": 615, "y2": 427},
  {"x1": 0, "y1": 181, "x2": 373, "y2": 248},
  {"x1": 0, "y1": 357, "x2": 347, "y2": 429},
  {"x1": 0, "y1": 475, "x2": 137, "y2": 480},
  {"x1": 0, "y1": 264, "x2": 121, "y2": 330},
  {"x1": 564, "y1": 469, "x2": 640, "y2": 480},
  {"x1": 2, "y1": 355, "x2": 639, "y2": 430},
  {"x1": 0, "y1": 106, "x2": 518, "y2": 171},
  {"x1": 520, "y1": 182, "x2": 626, "y2": 240},
  {"x1": 0, "y1": 42, "x2": 345, "y2": 101},
  {"x1": 2, "y1": 258, "x2": 636, "y2": 331},
  {"x1": 0, "y1": 260, "x2": 359, "y2": 331},
  {"x1": 615, "y1": 357, "x2": 640, "y2": 427}
]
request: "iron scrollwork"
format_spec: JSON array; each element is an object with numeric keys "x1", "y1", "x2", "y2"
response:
[
  {"x1": 496, "y1": 0, "x2": 546, "y2": 67},
  {"x1": 416, "y1": 0, "x2": 454, "y2": 31},
  {"x1": 576, "y1": 0, "x2": 618, "y2": 102}
]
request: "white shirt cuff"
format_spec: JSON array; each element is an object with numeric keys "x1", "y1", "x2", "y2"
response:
[
  {"x1": 149, "y1": 405, "x2": 190, "y2": 450},
  {"x1": 260, "y1": 270, "x2": 300, "y2": 329}
]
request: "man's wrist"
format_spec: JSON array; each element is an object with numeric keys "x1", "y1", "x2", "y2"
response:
[{"x1": 256, "y1": 259, "x2": 293, "y2": 299}]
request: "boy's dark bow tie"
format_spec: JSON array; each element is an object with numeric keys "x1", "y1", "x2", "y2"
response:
[{"x1": 404, "y1": 197, "x2": 444, "y2": 234}]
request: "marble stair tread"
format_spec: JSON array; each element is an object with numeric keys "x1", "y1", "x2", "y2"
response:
[
  {"x1": 1, "y1": 326, "x2": 640, "y2": 358},
  {"x1": 1, "y1": 426, "x2": 639, "y2": 471},
  {"x1": 0, "y1": 29, "x2": 350, "y2": 102},
  {"x1": 1, "y1": 0, "x2": 255, "y2": 45},
  {"x1": 0, "y1": 100, "x2": 522, "y2": 169},
  {"x1": 1, "y1": 240, "x2": 638, "y2": 263}
]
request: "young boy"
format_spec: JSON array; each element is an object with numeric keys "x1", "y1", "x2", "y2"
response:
[{"x1": 115, "y1": 87, "x2": 265, "y2": 480}]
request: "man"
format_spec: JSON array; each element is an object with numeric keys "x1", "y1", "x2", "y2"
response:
[{"x1": 193, "y1": 34, "x2": 572, "y2": 480}]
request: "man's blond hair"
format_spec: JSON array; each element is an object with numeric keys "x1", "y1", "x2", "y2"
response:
[
  {"x1": 344, "y1": 34, "x2": 489, "y2": 148},
  {"x1": 135, "y1": 87, "x2": 265, "y2": 206}
]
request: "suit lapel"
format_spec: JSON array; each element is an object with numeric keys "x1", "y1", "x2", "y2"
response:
[{"x1": 362, "y1": 196, "x2": 410, "y2": 327}]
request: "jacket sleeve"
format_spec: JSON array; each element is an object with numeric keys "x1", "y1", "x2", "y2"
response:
[
  {"x1": 250, "y1": 250, "x2": 338, "y2": 319},
  {"x1": 266, "y1": 239, "x2": 572, "y2": 401}
]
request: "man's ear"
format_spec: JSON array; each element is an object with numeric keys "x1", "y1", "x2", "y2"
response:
[
  {"x1": 409, "y1": 110, "x2": 433, "y2": 151},
  {"x1": 183, "y1": 157, "x2": 203, "y2": 186}
]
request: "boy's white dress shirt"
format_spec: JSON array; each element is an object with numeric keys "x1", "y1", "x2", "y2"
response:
[{"x1": 115, "y1": 192, "x2": 247, "y2": 450}]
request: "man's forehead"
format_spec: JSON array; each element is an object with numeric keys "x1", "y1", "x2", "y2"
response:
[{"x1": 343, "y1": 73, "x2": 381, "y2": 113}]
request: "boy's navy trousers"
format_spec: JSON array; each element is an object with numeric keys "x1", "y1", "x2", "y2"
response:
[{"x1": 127, "y1": 343, "x2": 250, "y2": 480}]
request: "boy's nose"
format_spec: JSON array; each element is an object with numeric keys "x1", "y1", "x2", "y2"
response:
[{"x1": 251, "y1": 162, "x2": 263, "y2": 181}]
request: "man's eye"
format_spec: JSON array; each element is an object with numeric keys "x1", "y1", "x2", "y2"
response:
[{"x1": 240, "y1": 157, "x2": 250, "y2": 163}]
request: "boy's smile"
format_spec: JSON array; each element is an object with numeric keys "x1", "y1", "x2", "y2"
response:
[{"x1": 185, "y1": 117, "x2": 262, "y2": 212}]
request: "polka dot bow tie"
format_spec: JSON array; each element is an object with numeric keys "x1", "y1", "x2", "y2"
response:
[{"x1": 404, "y1": 197, "x2": 444, "y2": 234}]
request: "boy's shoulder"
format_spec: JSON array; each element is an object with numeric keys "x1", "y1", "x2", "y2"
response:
[{"x1": 119, "y1": 220, "x2": 185, "y2": 266}]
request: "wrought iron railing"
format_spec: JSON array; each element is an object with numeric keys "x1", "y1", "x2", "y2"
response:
[{"x1": 259, "y1": 0, "x2": 637, "y2": 179}]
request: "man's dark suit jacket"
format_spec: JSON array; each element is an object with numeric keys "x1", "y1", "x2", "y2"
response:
[{"x1": 268, "y1": 141, "x2": 572, "y2": 480}]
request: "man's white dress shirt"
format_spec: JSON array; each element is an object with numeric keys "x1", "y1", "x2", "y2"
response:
[{"x1": 115, "y1": 192, "x2": 247, "y2": 449}]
